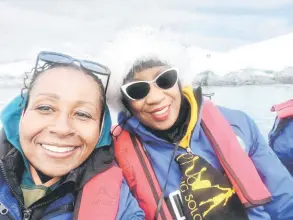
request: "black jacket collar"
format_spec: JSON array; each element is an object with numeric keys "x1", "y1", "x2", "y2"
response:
[{"x1": 0, "y1": 129, "x2": 115, "y2": 207}]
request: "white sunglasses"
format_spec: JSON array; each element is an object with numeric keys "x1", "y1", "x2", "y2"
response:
[{"x1": 121, "y1": 67, "x2": 179, "y2": 100}]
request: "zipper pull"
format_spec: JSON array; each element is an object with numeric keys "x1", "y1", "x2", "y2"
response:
[
  {"x1": 23, "y1": 209, "x2": 32, "y2": 220},
  {"x1": 186, "y1": 147, "x2": 193, "y2": 154},
  {"x1": 0, "y1": 202, "x2": 8, "y2": 215}
]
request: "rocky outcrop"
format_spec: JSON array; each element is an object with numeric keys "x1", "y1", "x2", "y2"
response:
[{"x1": 192, "y1": 67, "x2": 293, "y2": 86}]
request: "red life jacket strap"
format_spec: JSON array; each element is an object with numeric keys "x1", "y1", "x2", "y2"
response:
[
  {"x1": 113, "y1": 126, "x2": 172, "y2": 220},
  {"x1": 78, "y1": 166, "x2": 122, "y2": 220},
  {"x1": 202, "y1": 100, "x2": 272, "y2": 207},
  {"x1": 271, "y1": 99, "x2": 293, "y2": 119}
]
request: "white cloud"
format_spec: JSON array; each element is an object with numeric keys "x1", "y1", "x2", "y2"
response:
[
  {"x1": 0, "y1": 0, "x2": 292, "y2": 58},
  {"x1": 150, "y1": 0, "x2": 292, "y2": 9}
]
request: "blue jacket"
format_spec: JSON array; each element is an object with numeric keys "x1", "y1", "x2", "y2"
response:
[
  {"x1": 269, "y1": 116, "x2": 293, "y2": 175},
  {"x1": 118, "y1": 88, "x2": 293, "y2": 220},
  {"x1": 0, "y1": 95, "x2": 144, "y2": 220}
]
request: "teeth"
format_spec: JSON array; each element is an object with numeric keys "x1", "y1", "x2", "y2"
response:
[
  {"x1": 41, "y1": 144, "x2": 75, "y2": 153},
  {"x1": 153, "y1": 106, "x2": 168, "y2": 115}
]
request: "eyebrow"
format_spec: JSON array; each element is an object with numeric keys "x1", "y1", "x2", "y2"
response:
[
  {"x1": 133, "y1": 68, "x2": 165, "y2": 81},
  {"x1": 36, "y1": 93, "x2": 60, "y2": 99},
  {"x1": 155, "y1": 68, "x2": 164, "y2": 76},
  {"x1": 75, "y1": 100, "x2": 99, "y2": 110},
  {"x1": 36, "y1": 93, "x2": 98, "y2": 109}
]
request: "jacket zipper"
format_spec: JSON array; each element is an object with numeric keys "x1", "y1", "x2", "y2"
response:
[
  {"x1": 186, "y1": 147, "x2": 193, "y2": 154},
  {"x1": 39, "y1": 203, "x2": 74, "y2": 220},
  {"x1": 21, "y1": 196, "x2": 61, "y2": 220},
  {"x1": 184, "y1": 117, "x2": 198, "y2": 155},
  {"x1": 0, "y1": 160, "x2": 60, "y2": 220},
  {"x1": 0, "y1": 161, "x2": 25, "y2": 208},
  {"x1": 0, "y1": 161, "x2": 30, "y2": 219},
  {"x1": 23, "y1": 209, "x2": 32, "y2": 220}
]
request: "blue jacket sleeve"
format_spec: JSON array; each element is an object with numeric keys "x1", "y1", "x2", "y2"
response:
[
  {"x1": 116, "y1": 178, "x2": 145, "y2": 220},
  {"x1": 247, "y1": 115, "x2": 293, "y2": 220},
  {"x1": 269, "y1": 119, "x2": 293, "y2": 175},
  {"x1": 247, "y1": 206, "x2": 271, "y2": 220}
]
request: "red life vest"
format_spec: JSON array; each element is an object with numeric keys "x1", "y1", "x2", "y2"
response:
[
  {"x1": 114, "y1": 100, "x2": 271, "y2": 220},
  {"x1": 271, "y1": 99, "x2": 293, "y2": 119},
  {"x1": 77, "y1": 166, "x2": 123, "y2": 220}
]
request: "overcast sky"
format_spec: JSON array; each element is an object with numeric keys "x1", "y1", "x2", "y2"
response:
[{"x1": 1, "y1": 0, "x2": 293, "y2": 52}]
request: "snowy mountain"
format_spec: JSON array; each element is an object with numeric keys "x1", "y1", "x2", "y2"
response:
[
  {"x1": 192, "y1": 33, "x2": 293, "y2": 86},
  {"x1": 273, "y1": 67, "x2": 293, "y2": 83},
  {"x1": 193, "y1": 68, "x2": 293, "y2": 86},
  {"x1": 225, "y1": 33, "x2": 293, "y2": 72}
]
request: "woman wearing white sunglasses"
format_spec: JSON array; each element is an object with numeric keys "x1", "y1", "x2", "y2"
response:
[{"x1": 113, "y1": 58, "x2": 293, "y2": 220}]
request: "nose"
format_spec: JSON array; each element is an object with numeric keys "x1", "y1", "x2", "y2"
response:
[
  {"x1": 145, "y1": 84, "x2": 165, "y2": 105},
  {"x1": 48, "y1": 114, "x2": 75, "y2": 137}
]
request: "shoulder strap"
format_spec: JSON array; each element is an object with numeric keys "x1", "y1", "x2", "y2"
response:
[
  {"x1": 271, "y1": 99, "x2": 293, "y2": 119},
  {"x1": 77, "y1": 166, "x2": 123, "y2": 220},
  {"x1": 202, "y1": 100, "x2": 272, "y2": 207},
  {"x1": 113, "y1": 126, "x2": 172, "y2": 220}
]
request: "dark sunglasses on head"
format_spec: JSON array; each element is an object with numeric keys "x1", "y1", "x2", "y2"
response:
[
  {"x1": 121, "y1": 67, "x2": 179, "y2": 100},
  {"x1": 34, "y1": 51, "x2": 111, "y2": 92}
]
